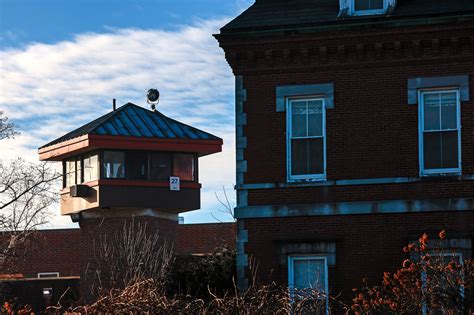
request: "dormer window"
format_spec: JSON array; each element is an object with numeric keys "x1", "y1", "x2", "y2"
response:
[
  {"x1": 340, "y1": 0, "x2": 395, "y2": 16},
  {"x1": 354, "y1": 0, "x2": 384, "y2": 13}
]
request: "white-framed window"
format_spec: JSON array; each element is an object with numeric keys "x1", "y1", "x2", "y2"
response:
[
  {"x1": 350, "y1": 0, "x2": 388, "y2": 15},
  {"x1": 37, "y1": 272, "x2": 59, "y2": 278},
  {"x1": 287, "y1": 97, "x2": 326, "y2": 182},
  {"x1": 419, "y1": 89, "x2": 461, "y2": 176},
  {"x1": 288, "y1": 255, "x2": 329, "y2": 314}
]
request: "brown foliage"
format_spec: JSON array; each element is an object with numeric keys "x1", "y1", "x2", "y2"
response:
[
  {"x1": 351, "y1": 231, "x2": 473, "y2": 314},
  {"x1": 50, "y1": 279, "x2": 334, "y2": 314}
]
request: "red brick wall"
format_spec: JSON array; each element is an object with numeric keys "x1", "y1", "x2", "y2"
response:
[
  {"x1": 2, "y1": 221, "x2": 236, "y2": 282},
  {"x1": 243, "y1": 211, "x2": 474, "y2": 302},
  {"x1": 5, "y1": 229, "x2": 82, "y2": 278},
  {"x1": 220, "y1": 22, "x2": 474, "y2": 205},
  {"x1": 176, "y1": 222, "x2": 236, "y2": 254}
]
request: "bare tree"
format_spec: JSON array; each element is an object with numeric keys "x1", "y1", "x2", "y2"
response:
[
  {"x1": 212, "y1": 186, "x2": 236, "y2": 222},
  {"x1": 0, "y1": 159, "x2": 59, "y2": 272},
  {"x1": 88, "y1": 220, "x2": 174, "y2": 297},
  {"x1": 0, "y1": 115, "x2": 60, "y2": 273},
  {"x1": 0, "y1": 111, "x2": 19, "y2": 140}
]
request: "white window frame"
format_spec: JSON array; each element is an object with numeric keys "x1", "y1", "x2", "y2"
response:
[
  {"x1": 418, "y1": 89, "x2": 462, "y2": 176},
  {"x1": 287, "y1": 96, "x2": 327, "y2": 182},
  {"x1": 349, "y1": 0, "x2": 388, "y2": 16},
  {"x1": 37, "y1": 272, "x2": 59, "y2": 278},
  {"x1": 288, "y1": 255, "x2": 329, "y2": 314}
]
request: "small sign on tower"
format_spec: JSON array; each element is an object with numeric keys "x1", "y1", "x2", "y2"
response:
[{"x1": 170, "y1": 176, "x2": 180, "y2": 191}]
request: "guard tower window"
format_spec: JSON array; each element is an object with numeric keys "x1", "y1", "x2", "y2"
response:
[
  {"x1": 150, "y1": 152, "x2": 172, "y2": 180},
  {"x1": 173, "y1": 153, "x2": 195, "y2": 181},
  {"x1": 126, "y1": 151, "x2": 147, "y2": 179},
  {"x1": 103, "y1": 151, "x2": 125, "y2": 179},
  {"x1": 83, "y1": 153, "x2": 99, "y2": 182},
  {"x1": 65, "y1": 158, "x2": 76, "y2": 187}
]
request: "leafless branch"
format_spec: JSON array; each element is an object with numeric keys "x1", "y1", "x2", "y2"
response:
[
  {"x1": 0, "y1": 111, "x2": 19, "y2": 140},
  {"x1": 88, "y1": 219, "x2": 174, "y2": 297},
  {"x1": 212, "y1": 186, "x2": 236, "y2": 222}
]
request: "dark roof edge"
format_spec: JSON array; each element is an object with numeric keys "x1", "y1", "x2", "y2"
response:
[{"x1": 215, "y1": 11, "x2": 474, "y2": 39}]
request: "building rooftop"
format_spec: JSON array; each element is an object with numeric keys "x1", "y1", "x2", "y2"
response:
[
  {"x1": 219, "y1": 0, "x2": 474, "y2": 35},
  {"x1": 39, "y1": 103, "x2": 221, "y2": 150}
]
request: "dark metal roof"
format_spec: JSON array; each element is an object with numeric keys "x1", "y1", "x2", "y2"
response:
[
  {"x1": 40, "y1": 103, "x2": 221, "y2": 149},
  {"x1": 219, "y1": 0, "x2": 474, "y2": 34}
]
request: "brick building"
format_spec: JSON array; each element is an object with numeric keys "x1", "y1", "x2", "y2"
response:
[
  {"x1": 215, "y1": 0, "x2": 474, "y2": 307},
  {"x1": 0, "y1": 223, "x2": 235, "y2": 309}
]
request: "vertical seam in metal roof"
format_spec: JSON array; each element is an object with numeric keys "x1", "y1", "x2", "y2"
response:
[
  {"x1": 148, "y1": 111, "x2": 177, "y2": 138},
  {"x1": 155, "y1": 111, "x2": 187, "y2": 138},
  {"x1": 119, "y1": 109, "x2": 144, "y2": 137},
  {"x1": 127, "y1": 105, "x2": 156, "y2": 137},
  {"x1": 131, "y1": 106, "x2": 166, "y2": 138},
  {"x1": 112, "y1": 113, "x2": 133, "y2": 136}
]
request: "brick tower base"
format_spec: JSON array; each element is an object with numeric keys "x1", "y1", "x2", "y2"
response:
[{"x1": 77, "y1": 209, "x2": 178, "y2": 303}]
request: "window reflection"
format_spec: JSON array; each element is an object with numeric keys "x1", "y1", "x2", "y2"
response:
[
  {"x1": 126, "y1": 151, "x2": 147, "y2": 179},
  {"x1": 173, "y1": 154, "x2": 195, "y2": 181},
  {"x1": 150, "y1": 152, "x2": 172, "y2": 180},
  {"x1": 103, "y1": 151, "x2": 125, "y2": 179}
]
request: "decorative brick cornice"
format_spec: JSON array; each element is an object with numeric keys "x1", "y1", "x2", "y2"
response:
[{"x1": 219, "y1": 23, "x2": 474, "y2": 73}]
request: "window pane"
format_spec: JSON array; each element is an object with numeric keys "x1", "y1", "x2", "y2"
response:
[
  {"x1": 307, "y1": 100, "x2": 323, "y2": 137},
  {"x1": 423, "y1": 132, "x2": 442, "y2": 169},
  {"x1": 308, "y1": 138, "x2": 324, "y2": 174},
  {"x1": 103, "y1": 151, "x2": 125, "y2": 179},
  {"x1": 370, "y1": 0, "x2": 383, "y2": 9},
  {"x1": 355, "y1": 0, "x2": 370, "y2": 10},
  {"x1": 291, "y1": 101, "x2": 307, "y2": 138},
  {"x1": 65, "y1": 159, "x2": 76, "y2": 187},
  {"x1": 423, "y1": 93, "x2": 440, "y2": 131},
  {"x1": 424, "y1": 131, "x2": 459, "y2": 170},
  {"x1": 293, "y1": 259, "x2": 326, "y2": 292},
  {"x1": 441, "y1": 131, "x2": 459, "y2": 169},
  {"x1": 126, "y1": 151, "x2": 147, "y2": 179},
  {"x1": 173, "y1": 154, "x2": 194, "y2": 181},
  {"x1": 150, "y1": 152, "x2": 171, "y2": 180},
  {"x1": 83, "y1": 153, "x2": 98, "y2": 182},
  {"x1": 440, "y1": 92, "x2": 457, "y2": 130},
  {"x1": 292, "y1": 139, "x2": 324, "y2": 176},
  {"x1": 291, "y1": 139, "x2": 308, "y2": 175}
]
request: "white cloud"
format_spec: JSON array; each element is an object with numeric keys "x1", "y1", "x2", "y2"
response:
[{"x1": 0, "y1": 19, "x2": 236, "y2": 227}]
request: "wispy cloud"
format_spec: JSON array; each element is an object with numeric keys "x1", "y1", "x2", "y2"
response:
[{"x1": 0, "y1": 18, "x2": 236, "y2": 227}]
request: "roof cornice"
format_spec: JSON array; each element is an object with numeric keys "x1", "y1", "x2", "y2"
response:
[
  {"x1": 215, "y1": 11, "x2": 474, "y2": 39},
  {"x1": 38, "y1": 134, "x2": 223, "y2": 161}
]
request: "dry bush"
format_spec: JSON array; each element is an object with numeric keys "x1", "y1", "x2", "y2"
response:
[
  {"x1": 51, "y1": 279, "x2": 335, "y2": 314},
  {"x1": 86, "y1": 220, "x2": 174, "y2": 297},
  {"x1": 167, "y1": 244, "x2": 236, "y2": 297}
]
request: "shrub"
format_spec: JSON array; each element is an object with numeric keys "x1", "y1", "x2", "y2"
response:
[
  {"x1": 167, "y1": 244, "x2": 235, "y2": 297},
  {"x1": 351, "y1": 231, "x2": 473, "y2": 314}
]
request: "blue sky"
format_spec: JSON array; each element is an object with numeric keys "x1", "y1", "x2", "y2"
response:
[
  {"x1": 0, "y1": 0, "x2": 253, "y2": 227},
  {"x1": 0, "y1": 0, "x2": 250, "y2": 48}
]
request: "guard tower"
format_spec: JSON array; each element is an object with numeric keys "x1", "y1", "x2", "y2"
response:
[{"x1": 38, "y1": 100, "x2": 222, "y2": 299}]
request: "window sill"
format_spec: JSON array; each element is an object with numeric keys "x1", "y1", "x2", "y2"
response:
[
  {"x1": 287, "y1": 176, "x2": 327, "y2": 184},
  {"x1": 420, "y1": 170, "x2": 462, "y2": 178}
]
